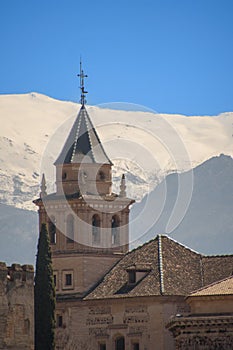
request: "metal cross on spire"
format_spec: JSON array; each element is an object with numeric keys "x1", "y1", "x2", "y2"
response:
[{"x1": 78, "y1": 60, "x2": 88, "y2": 107}]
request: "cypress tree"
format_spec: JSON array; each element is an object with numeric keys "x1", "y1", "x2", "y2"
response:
[{"x1": 35, "y1": 223, "x2": 55, "y2": 350}]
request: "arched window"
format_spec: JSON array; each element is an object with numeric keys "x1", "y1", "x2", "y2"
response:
[
  {"x1": 98, "y1": 170, "x2": 105, "y2": 181},
  {"x1": 92, "y1": 214, "x2": 100, "y2": 244},
  {"x1": 66, "y1": 214, "x2": 74, "y2": 243},
  {"x1": 115, "y1": 336, "x2": 125, "y2": 350},
  {"x1": 48, "y1": 216, "x2": 56, "y2": 244},
  {"x1": 112, "y1": 215, "x2": 120, "y2": 245}
]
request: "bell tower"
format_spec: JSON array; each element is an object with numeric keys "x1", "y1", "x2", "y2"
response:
[{"x1": 34, "y1": 63, "x2": 134, "y2": 298}]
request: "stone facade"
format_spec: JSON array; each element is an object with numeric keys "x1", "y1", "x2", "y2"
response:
[
  {"x1": 55, "y1": 295, "x2": 189, "y2": 350},
  {"x1": 0, "y1": 262, "x2": 34, "y2": 350},
  {"x1": 167, "y1": 276, "x2": 233, "y2": 349},
  {"x1": 167, "y1": 315, "x2": 233, "y2": 349},
  {"x1": 50, "y1": 234, "x2": 233, "y2": 350},
  {"x1": 33, "y1": 101, "x2": 233, "y2": 350}
]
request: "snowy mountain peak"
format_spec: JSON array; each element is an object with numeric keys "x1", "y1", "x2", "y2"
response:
[{"x1": 0, "y1": 93, "x2": 233, "y2": 209}]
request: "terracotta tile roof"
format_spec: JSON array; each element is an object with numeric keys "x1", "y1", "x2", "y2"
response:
[
  {"x1": 189, "y1": 276, "x2": 233, "y2": 297},
  {"x1": 201, "y1": 255, "x2": 233, "y2": 286},
  {"x1": 160, "y1": 235, "x2": 202, "y2": 295},
  {"x1": 85, "y1": 235, "x2": 233, "y2": 300},
  {"x1": 84, "y1": 235, "x2": 233, "y2": 300},
  {"x1": 85, "y1": 238, "x2": 161, "y2": 299}
]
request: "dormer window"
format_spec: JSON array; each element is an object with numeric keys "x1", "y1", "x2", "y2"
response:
[
  {"x1": 115, "y1": 264, "x2": 152, "y2": 295},
  {"x1": 128, "y1": 270, "x2": 136, "y2": 284},
  {"x1": 127, "y1": 264, "x2": 152, "y2": 285}
]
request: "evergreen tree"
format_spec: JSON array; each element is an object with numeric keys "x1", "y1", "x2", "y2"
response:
[{"x1": 35, "y1": 223, "x2": 55, "y2": 350}]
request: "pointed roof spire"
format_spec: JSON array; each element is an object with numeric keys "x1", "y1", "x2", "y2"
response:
[
  {"x1": 40, "y1": 173, "x2": 47, "y2": 198},
  {"x1": 119, "y1": 174, "x2": 127, "y2": 197},
  {"x1": 55, "y1": 65, "x2": 112, "y2": 166},
  {"x1": 77, "y1": 59, "x2": 88, "y2": 107},
  {"x1": 55, "y1": 107, "x2": 112, "y2": 165}
]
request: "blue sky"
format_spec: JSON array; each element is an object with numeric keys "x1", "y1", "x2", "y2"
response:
[{"x1": 1, "y1": 0, "x2": 233, "y2": 115}]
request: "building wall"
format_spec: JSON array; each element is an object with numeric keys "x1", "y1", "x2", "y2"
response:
[
  {"x1": 55, "y1": 295, "x2": 188, "y2": 350},
  {"x1": 42, "y1": 197, "x2": 131, "y2": 252},
  {"x1": 0, "y1": 262, "x2": 34, "y2": 350},
  {"x1": 53, "y1": 253, "x2": 122, "y2": 296},
  {"x1": 56, "y1": 163, "x2": 112, "y2": 196},
  {"x1": 167, "y1": 294, "x2": 233, "y2": 349},
  {"x1": 188, "y1": 295, "x2": 233, "y2": 314}
]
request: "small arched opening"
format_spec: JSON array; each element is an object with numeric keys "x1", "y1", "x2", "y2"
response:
[
  {"x1": 92, "y1": 214, "x2": 100, "y2": 244},
  {"x1": 66, "y1": 214, "x2": 74, "y2": 243},
  {"x1": 98, "y1": 170, "x2": 106, "y2": 181},
  {"x1": 111, "y1": 215, "x2": 120, "y2": 245}
]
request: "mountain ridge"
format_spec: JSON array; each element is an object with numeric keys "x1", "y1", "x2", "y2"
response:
[
  {"x1": 0, "y1": 93, "x2": 233, "y2": 209},
  {"x1": 0, "y1": 94, "x2": 233, "y2": 264},
  {"x1": 130, "y1": 154, "x2": 233, "y2": 255}
]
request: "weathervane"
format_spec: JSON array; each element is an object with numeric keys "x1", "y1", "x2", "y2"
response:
[{"x1": 78, "y1": 59, "x2": 88, "y2": 107}]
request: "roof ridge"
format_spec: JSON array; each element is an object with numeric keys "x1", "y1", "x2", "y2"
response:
[
  {"x1": 81, "y1": 106, "x2": 113, "y2": 164},
  {"x1": 84, "y1": 109, "x2": 95, "y2": 162},
  {"x1": 158, "y1": 234, "x2": 164, "y2": 295},
  {"x1": 188, "y1": 274, "x2": 233, "y2": 296},
  {"x1": 71, "y1": 108, "x2": 82, "y2": 162},
  {"x1": 165, "y1": 234, "x2": 233, "y2": 258},
  {"x1": 129, "y1": 236, "x2": 159, "y2": 255},
  {"x1": 83, "y1": 106, "x2": 113, "y2": 163},
  {"x1": 203, "y1": 253, "x2": 233, "y2": 258},
  {"x1": 166, "y1": 234, "x2": 203, "y2": 256}
]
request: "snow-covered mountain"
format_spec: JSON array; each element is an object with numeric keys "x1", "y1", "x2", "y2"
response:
[
  {"x1": 0, "y1": 93, "x2": 233, "y2": 263},
  {"x1": 130, "y1": 154, "x2": 233, "y2": 255},
  {"x1": 0, "y1": 92, "x2": 233, "y2": 210},
  {"x1": 1, "y1": 154, "x2": 232, "y2": 265}
]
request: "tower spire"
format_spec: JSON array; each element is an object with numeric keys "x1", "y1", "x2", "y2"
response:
[
  {"x1": 40, "y1": 173, "x2": 47, "y2": 198},
  {"x1": 119, "y1": 174, "x2": 127, "y2": 197},
  {"x1": 78, "y1": 59, "x2": 88, "y2": 107}
]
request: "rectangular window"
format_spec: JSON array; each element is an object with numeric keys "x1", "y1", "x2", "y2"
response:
[
  {"x1": 99, "y1": 344, "x2": 106, "y2": 350},
  {"x1": 57, "y1": 315, "x2": 63, "y2": 328},
  {"x1": 62, "y1": 270, "x2": 74, "y2": 290},
  {"x1": 128, "y1": 270, "x2": 136, "y2": 284},
  {"x1": 132, "y1": 343, "x2": 139, "y2": 350},
  {"x1": 65, "y1": 273, "x2": 72, "y2": 286},
  {"x1": 53, "y1": 271, "x2": 59, "y2": 290}
]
